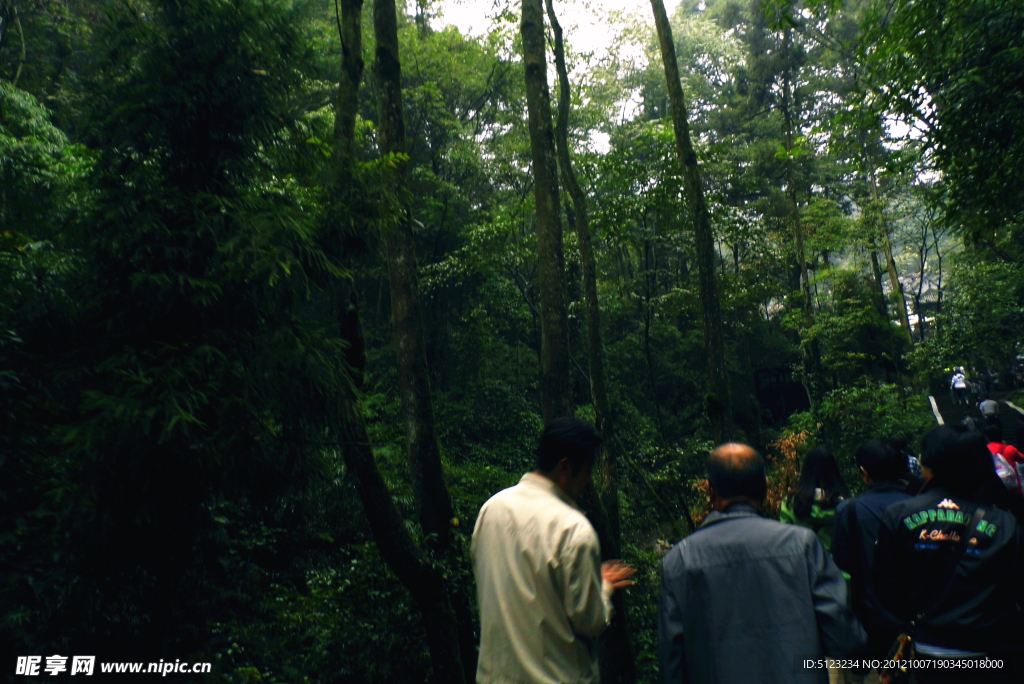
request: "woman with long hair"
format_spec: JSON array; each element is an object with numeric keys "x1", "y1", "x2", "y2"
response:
[{"x1": 780, "y1": 445, "x2": 851, "y2": 552}]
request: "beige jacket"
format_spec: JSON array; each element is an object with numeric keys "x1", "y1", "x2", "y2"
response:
[{"x1": 472, "y1": 473, "x2": 613, "y2": 684}]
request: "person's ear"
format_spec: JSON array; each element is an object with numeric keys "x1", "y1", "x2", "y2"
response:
[{"x1": 553, "y1": 458, "x2": 572, "y2": 478}]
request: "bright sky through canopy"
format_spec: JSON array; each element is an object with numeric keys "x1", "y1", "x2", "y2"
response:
[{"x1": 438, "y1": 0, "x2": 685, "y2": 59}]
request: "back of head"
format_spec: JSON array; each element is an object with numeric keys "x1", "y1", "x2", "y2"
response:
[
  {"x1": 793, "y1": 446, "x2": 850, "y2": 516},
  {"x1": 706, "y1": 443, "x2": 767, "y2": 502},
  {"x1": 982, "y1": 423, "x2": 1003, "y2": 444},
  {"x1": 535, "y1": 417, "x2": 602, "y2": 474},
  {"x1": 920, "y1": 425, "x2": 994, "y2": 498},
  {"x1": 857, "y1": 439, "x2": 906, "y2": 483}
]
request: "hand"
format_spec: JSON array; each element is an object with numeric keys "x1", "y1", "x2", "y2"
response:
[{"x1": 601, "y1": 560, "x2": 636, "y2": 591}]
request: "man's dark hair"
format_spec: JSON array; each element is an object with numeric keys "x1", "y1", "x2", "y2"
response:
[
  {"x1": 920, "y1": 425, "x2": 994, "y2": 498},
  {"x1": 535, "y1": 417, "x2": 602, "y2": 473},
  {"x1": 857, "y1": 439, "x2": 907, "y2": 483},
  {"x1": 982, "y1": 423, "x2": 1003, "y2": 443},
  {"x1": 706, "y1": 444, "x2": 767, "y2": 501}
]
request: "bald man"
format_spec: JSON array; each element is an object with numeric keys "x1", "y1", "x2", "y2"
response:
[{"x1": 657, "y1": 443, "x2": 865, "y2": 684}]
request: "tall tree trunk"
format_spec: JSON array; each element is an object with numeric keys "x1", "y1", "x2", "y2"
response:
[
  {"x1": 932, "y1": 224, "x2": 944, "y2": 325},
  {"x1": 331, "y1": 0, "x2": 364, "y2": 175},
  {"x1": 649, "y1": 0, "x2": 732, "y2": 442},
  {"x1": 543, "y1": 0, "x2": 622, "y2": 548},
  {"x1": 643, "y1": 272, "x2": 669, "y2": 448},
  {"x1": 864, "y1": 168, "x2": 910, "y2": 396},
  {"x1": 372, "y1": 0, "x2": 453, "y2": 567},
  {"x1": 330, "y1": 3, "x2": 467, "y2": 682},
  {"x1": 530, "y1": 6, "x2": 634, "y2": 679},
  {"x1": 913, "y1": 221, "x2": 929, "y2": 340},
  {"x1": 372, "y1": 1, "x2": 476, "y2": 679},
  {"x1": 522, "y1": 0, "x2": 572, "y2": 423},
  {"x1": 866, "y1": 236, "x2": 889, "y2": 317},
  {"x1": 334, "y1": 283, "x2": 466, "y2": 684},
  {"x1": 781, "y1": 29, "x2": 824, "y2": 410},
  {"x1": 867, "y1": 167, "x2": 914, "y2": 346}
]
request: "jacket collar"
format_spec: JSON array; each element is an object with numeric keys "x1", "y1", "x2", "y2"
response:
[
  {"x1": 520, "y1": 472, "x2": 581, "y2": 510},
  {"x1": 866, "y1": 481, "x2": 906, "y2": 494},
  {"x1": 700, "y1": 502, "x2": 761, "y2": 529}
]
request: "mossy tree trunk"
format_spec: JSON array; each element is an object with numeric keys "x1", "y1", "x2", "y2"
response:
[
  {"x1": 650, "y1": 0, "x2": 732, "y2": 442},
  {"x1": 522, "y1": 0, "x2": 572, "y2": 424},
  {"x1": 330, "y1": 2, "x2": 468, "y2": 682},
  {"x1": 543, "y1": 1, "x2": 636, "y2": 681}
]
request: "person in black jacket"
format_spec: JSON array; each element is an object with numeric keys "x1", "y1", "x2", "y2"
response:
[
  {"x1": 832, "y1": 440, "x2": 911, "y2": 682},
  {"x1": 873, "y1": 425, "x2": 1024, "y2": 683}
]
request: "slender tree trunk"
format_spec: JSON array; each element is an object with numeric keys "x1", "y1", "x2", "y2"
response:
[
  {"x1": 914, "y1": 222, "x2": 928, "y2": 340},
  {"x1": 932, "y1": 225, "x2": 944, "y2": 324},
  {"x1": 781, "y1": 30, "x2": 823, "y2": 409},
  {"x1": 649, "y1": 0, "x2": 732, "y2": 442},
  {"x1": 867, "y1": 167, "x2": 914, "y2": 345},
  {"x1": 335, "y1": 283, "x2": 466, "y2": 684},
  {"x1": 11, "y1": 7, "x2": 25, "y2": 88},
  {"x1": 522, "y1": 0, "x2": 572, "y2": 423},
  {"x1": 373, "y1": 0, "x2": 454, "y2": 563},
  {"x1": 867, "y1": 236, "x2": 889, "y2": 318},
  {"x1": 330, "y1": 4, "x2": 467, "y2": 682},
  {"x1": 372, "y1": 2, "x2": 475, "y2": 679},
  {"x1": 536, "y1": 8, "x2": 636, "y2": 680},
  {"x1": 332, "y1": 0, "x2": 364, "y2": 175},
  {"x1": 543, "y1": 0, "x2": 622, "y2": 553},
  {"x1": 644, "y1": 301, "x2": 669, "y2": 451}
]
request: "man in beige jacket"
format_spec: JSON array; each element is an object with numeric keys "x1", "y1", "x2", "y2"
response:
[{"x1": 472, "y1": 417, "x2": 634, "y2": 683}]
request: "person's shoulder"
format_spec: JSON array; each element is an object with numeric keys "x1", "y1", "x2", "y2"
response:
[
  {"x1": 983, "y1": 502, "x2": 1019, "y2": 529},
  {"x1": 749, "y1": 515, "x2": 825, "y2": 555},
  {"x1": 727, "y1": 512, "x2": 820, "y2": 543},
  {"x1": 836, "y1": 497, "x2": 853, "y2": 517},
  {"x1": 477, "y1": 478, "x2": 538, "y2": 519},
  {"x1": 663, "y1": 515, "x2": 819, "y2": 571},
  {"x1": 867, "y1": 493, "x2": 916, "y2": 528},
  {"x1": 480, "y1": 480, "x2": 521, "y2": 507},
  {"x1": 860, "y1": 484, "x2": 912, "y2": 504},
  {"x1": 887, "y1": 490, "x2": 934, "y2": 512}
]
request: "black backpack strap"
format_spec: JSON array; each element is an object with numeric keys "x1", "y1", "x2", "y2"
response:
[{"x1": 847, "y1": 498, "x2": 860, "y2": 566}]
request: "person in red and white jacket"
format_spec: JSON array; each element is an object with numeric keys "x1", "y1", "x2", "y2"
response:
[{"x1": 983, "y1": 423, "x2": 1024, "y2": 494}]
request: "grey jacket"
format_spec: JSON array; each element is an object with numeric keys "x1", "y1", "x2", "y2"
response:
[{"x1": 658, "y1": 504, "x2": 866, "y2": 684}]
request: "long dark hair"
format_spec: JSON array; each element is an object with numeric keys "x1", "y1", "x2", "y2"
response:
[{"x1": 792, "y1": 446, "x2": 851, "y2": 518}]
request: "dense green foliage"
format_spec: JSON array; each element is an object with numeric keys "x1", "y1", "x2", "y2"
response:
[{"x1": 1, "y1": 0, "x2": 1020, "y2": 682}]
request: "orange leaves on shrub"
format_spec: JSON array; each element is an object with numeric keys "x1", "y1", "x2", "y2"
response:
[{"x1": 764, "y1": 430, "x2": 810, "y2": 519}]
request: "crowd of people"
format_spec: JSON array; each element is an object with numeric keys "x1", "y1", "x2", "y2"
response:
[
  {"x1": 949, "y1": 365, "x2": 1024, "y2": 405},
  {"x1": 470, "y1": 417, "x2": 1024, "y2": 684}
]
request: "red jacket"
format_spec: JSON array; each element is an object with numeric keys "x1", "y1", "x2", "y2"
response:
[{"x1": 988, "y1": 441, "x2": 1024, "y2": 494}]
